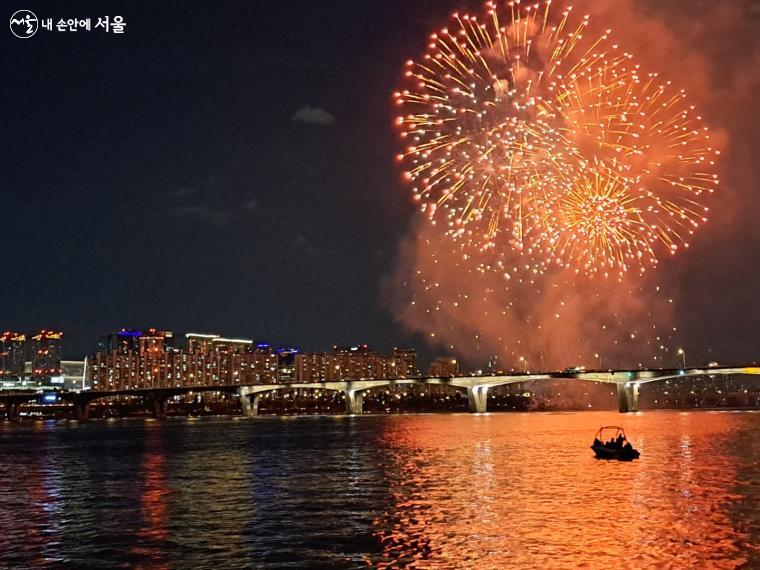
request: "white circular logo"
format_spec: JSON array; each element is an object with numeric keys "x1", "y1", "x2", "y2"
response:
[{"x1": 10, "y1": 10, "x2": 38, "y2": 38}]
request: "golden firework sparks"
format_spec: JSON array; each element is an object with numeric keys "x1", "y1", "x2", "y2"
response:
[{"x1": 395, "y1": 0, "x2": 719, "y2": 278}]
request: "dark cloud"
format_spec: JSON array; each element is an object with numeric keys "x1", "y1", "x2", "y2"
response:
[
  {"x1": 291, "y1": 105, "x2": 336, "y2": 126},
  {"x1": 198, "y1": 175, "x2": 222, "y2": 187},
  {"x1": 170, "y1": 205, "x2": 229, "y2": 226},
  {"x1": 295, "y1": 234, "x2": 318, "y2": 255},
  {"x1": 167, "y1": 187, "x2": 197, "y2": 198},
  {"x1": 166, "y1": 176, "x2": 242, "y2": 225}
]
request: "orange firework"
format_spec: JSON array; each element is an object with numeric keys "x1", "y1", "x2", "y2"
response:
[
  {"x1": 540, "y1": 166, "x2": 657, "y2": 274},
  {"x1": 395, "y1": 0, "x2": 719, "y2": 277}
]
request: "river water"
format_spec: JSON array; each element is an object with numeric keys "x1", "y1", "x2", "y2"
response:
[{"x1": 1, "y1": 411, "x2": 759, "y2": 568}]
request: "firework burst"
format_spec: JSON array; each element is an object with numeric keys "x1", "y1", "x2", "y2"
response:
[{"x1": 395, "y1": 0, "x2": 719, "y2": 278}]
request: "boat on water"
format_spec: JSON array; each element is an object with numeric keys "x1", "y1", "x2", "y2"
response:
[{"x1": 591, "y1": 426, "x2": 640, "y2": 461}]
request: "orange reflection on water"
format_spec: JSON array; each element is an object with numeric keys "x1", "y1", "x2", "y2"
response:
[
  {"x1": 132, "y1": 425, "x2": 171, "y2": 568},
  {"x1": 371, "y1": 412, "x2": 759, "y2": 569},
  {"x1": 139, "y1": 451, "x2": 169, "y2": 539}
]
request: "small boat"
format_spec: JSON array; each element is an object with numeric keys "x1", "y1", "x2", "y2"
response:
[{"x1": 591, "y1": 426, "x2": 640, "y2": 461}]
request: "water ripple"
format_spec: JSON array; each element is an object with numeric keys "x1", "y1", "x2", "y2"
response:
[{"x1": 0, "y1": 412, "x2": 759, "y2": 568}]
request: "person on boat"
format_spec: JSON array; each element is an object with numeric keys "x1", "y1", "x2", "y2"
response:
[
  {"x1": 593, "y1": 437, "x2": 602, "y2": 447},
  {"x1": 616, "y1": 434, "x2": 625, "y2": 449}
]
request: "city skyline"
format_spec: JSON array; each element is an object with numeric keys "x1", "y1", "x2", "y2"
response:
[
  {"x1": 0, "y1": 326, "x2": 427, "y2": 364},
  {"x1": 3, "y1": 324, "x2": 740, "y2": 374}
]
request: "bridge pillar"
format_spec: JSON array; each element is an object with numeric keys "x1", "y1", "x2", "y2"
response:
[
  {"x1": 617, "y1": 382, "x2": 639, "y2": 413},
  {"x1": 467, "y1": 386, "x2": 488, "y2": 413},
  {"x1": 4, "y1": 401, "x2": 20, "y2": 421},
  {"x1": 73, "y1": 399, "x2": 90, "y2": 421},
  {"x1": 148, "y1": 393, "x2": 168, "y2": 419},
  {"x1": 238, "y1": 387, "x2": 260, "y2": 417},
  {"x1": 345, "y1": 390, "x2": 363, "y2": 415}
]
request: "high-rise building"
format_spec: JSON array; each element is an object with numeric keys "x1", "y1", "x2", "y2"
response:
[
  {"x1": 332, "y1": 344, "x2": 373, "y2": 355},
  {"x1": 295, "y1": 345, "x2": 411, "y2": 382},
  {"x1": 103, "y1": 328, "x2": 140, "y2": 355},
  {"x1": 393, "y1": 347, "x2": 419, "y2": 377},
  {"x1": 185, "y1": 332, "x2": 220, "y2": 354},
  {"x1": 60, "y1": 360, "x2": 87, "y2": 390},
  {"x1": 0, "y1": 332, "x2": 26, "y2": 378},
  {"x1": 31, "y1": 330, "x2": 63, "y2": 379},
  {"x1": 429, "y1": 357, "x2": 459, "y2": 377},
  {"x1": 276, "y1": 347, "x2": 300, "y2": 382},
  {"x1": 104, "y1": 328, "x2": 174, "y2": 356},
  {"x1": 295, "y1": 352, "x2": 329, "y2": 383},
  {"x1": 86, "y1": 333, "x2": 423, "y2": 390},
  {"x1": 88, "y1": 332, "x2": 281, "y2": 390},
  {"x1": 211, "y1": 337, "x2": 253, "y2": 354},
  {"x1": 139, "y1": 329, "x2": 174, "y2": 356}
]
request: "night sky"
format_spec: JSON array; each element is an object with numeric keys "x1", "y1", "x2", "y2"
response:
[{"x1": 3, "y1": 1, "x2": 760, "y2": 365}]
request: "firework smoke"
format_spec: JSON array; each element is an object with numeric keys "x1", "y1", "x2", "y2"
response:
[{"x1": 387, "y1": 0, "x2": 760, "y2": 370}]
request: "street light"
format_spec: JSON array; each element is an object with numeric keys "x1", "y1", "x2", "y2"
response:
[
  {"x1": 594, "y1": 353, "x2": 601, "y2": 369},
  {"x1": 677, "y1": 348, "x2": 686, "y2": 369},
  {"x1": 519, "y1": 356, "x2": 528, "y2": 373}
]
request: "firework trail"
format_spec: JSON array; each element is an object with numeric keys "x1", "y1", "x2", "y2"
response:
[{"x1": 395, "y1": 0, "x2": 720, "y2": 278}]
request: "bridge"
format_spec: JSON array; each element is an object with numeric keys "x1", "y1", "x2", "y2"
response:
[{"x1": 1, "y1": 365, "x2": 758, "y2": 420}]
